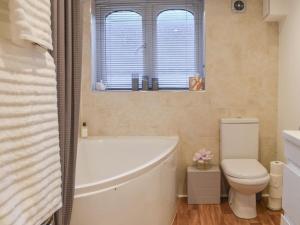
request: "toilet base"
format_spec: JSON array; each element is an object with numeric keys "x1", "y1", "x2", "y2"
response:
[{"x1": 229, "y1": 188, "x2": 257, "y2": 219}]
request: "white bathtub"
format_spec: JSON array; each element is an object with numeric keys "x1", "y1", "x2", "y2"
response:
[{"x1": 70, "y1": 136, "x2": 178, "y2": 225}]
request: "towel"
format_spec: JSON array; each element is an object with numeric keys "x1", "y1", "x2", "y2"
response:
[
  {"x1": 8, "y1": 0, "x2": 53, "y2": 50},
  {"x1": 0, "y1": 39, "x2": 62, "y2": 225}
]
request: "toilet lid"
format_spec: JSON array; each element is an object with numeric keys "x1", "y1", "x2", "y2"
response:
[{"x1": 221, "y1": 159, "x2": 268, "y2": 179}]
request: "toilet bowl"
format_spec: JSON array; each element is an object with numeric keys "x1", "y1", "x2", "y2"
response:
[
  {"x1": 221, "y1": 159, "x2": 270, "y2": 219},
  {"x1": 220, "y1": 118, "x2": 270, "y2": 219}
]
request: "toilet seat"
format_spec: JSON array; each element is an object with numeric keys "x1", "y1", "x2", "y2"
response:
[
  {"x1": 221, "y1": 159, "x2": 268, "y2": 179},
  {"x1": 226, "y1": 173, "x2": 270, "y2": 186}
]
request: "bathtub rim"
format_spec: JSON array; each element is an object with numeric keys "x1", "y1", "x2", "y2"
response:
[{"x1": 74, "y1": 136, "x2": 179, "y2": 198}]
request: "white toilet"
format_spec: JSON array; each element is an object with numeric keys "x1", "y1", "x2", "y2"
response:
[{"x1": 220, "y1": 118, "x2": 269, "y2": 219}]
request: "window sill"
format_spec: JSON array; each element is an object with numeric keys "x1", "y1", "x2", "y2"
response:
[{"x1": 92, "y1": 89, "x2": 206, "y2": 94}]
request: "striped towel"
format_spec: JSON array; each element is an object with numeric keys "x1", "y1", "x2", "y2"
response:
[
  {"x1": 0, "y1": 39, "x2": 62, "y2": 225},
  {"x1": 8, "y1": 0, "x2": 53, "y2": 50}
]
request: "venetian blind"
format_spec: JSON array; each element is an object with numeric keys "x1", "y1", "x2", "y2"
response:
[{"x1": 95, "y1": 0, "x2": 204, "y2": 90}]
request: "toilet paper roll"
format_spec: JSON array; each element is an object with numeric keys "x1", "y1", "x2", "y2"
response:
[
  {"x1": 270, "y1": 161, "x2": 284, "y2": 175},
  {"x1": 267, "y1": 197, "x2": 282, "y2": 211},
  {"x1": 269, "y1": 186, "x2": 282, "y2": 198},
  {"x1": 269, "y1": 174, "x2": 283, "y2": 188}
]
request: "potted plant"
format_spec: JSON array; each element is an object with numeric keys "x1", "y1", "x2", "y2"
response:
[{"x1": 192, "y1": 149, "x2": 214, "y2": 170}]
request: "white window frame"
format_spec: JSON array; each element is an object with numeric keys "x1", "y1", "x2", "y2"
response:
[{"x1": 94, "y1": 0, "x2": 205, "y2": 90}]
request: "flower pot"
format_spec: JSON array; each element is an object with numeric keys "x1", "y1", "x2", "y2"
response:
[{"x1": 196, "y1": 160, "x2": 212, "y2": 170}]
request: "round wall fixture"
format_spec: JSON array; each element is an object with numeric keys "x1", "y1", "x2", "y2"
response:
[{"x1": 232, "y1": 0, "x2": 247, "y2": 13}]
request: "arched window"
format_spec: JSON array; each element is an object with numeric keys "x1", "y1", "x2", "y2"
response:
[
  {"x1": 104, "y1": 11, "x2": 143, "y2": 89},
  {"x1": 156, "y1": 10, "x2": 196, "y2": 89},
  {"x1": 95, "y1": 1, "x2": 204, "y2": 90}
]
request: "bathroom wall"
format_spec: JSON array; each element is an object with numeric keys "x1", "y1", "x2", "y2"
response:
[
  {"x1": 0, "y1": 1, "x2": 9, "y2": 39},
  {"x1": 277, "y1": 0, "x2": 300, "y2": 161},
  {"x1": 80, "y1": 0, "x2": 279, "y2": 195}
]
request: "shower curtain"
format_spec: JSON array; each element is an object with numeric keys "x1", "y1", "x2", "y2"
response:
[{"x1": 50, "y1": 1, "x2": 82, "y2": 225}]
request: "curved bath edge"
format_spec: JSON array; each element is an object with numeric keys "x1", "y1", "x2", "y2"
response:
[
  {"x1": 70, "y1": 136, "x2": 179, "y2": 225},
  {"x1": 74, "y1": 136, "x2": 179, "y2": 198}
]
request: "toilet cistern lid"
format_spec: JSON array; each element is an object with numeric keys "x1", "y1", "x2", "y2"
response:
[{"x1": 221, "y1": 159, "x2": 268, "y2": 179}]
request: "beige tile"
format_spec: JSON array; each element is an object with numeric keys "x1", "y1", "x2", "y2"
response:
[{"x1": 80, "y1": 0, "x2": 279, "y2": 195}]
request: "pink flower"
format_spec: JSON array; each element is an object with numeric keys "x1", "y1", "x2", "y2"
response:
[{"x1": 192, "y1": 149, "x2": 214, "y2": 162}]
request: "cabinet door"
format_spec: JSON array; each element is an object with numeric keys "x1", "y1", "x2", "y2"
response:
[
  {"x1": 263, "y1": 0, "x2": 270, "y2": 18},
  {"x1": 282, "y1": 164, "x2": 300, "y2": 225},
  {"x1": 263, "y1": 0, "x2": 288, "y2": 22},
  {"x1": 281, "y1": 215, "x2": 293, "y2": 225}
]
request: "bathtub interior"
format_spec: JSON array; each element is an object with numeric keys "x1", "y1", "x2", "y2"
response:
[{"x1": 75, "y1": 136, "x2": 178, "y2": 188}]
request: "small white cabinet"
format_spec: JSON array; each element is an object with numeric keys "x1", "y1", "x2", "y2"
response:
[
  {"x1": 263, "y1": 0, "x2": 289, "y2": 22},
  {"x1": 187, "y1": 166, "x2": 221, "y2": 204},
  {"x1": 281, "y1": 131, "x2": 300, "y2": 225},
  {"x1": 282, "y1": 164, "x2": 300, "y2": 225}
]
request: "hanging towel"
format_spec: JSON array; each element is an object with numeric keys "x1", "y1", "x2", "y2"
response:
[
  {"x1": 0, "y1": 39, "x2": 62, "y2": 225},
  {"x1": 8, "y1": 0, "x2": 53, "y2": 50}
]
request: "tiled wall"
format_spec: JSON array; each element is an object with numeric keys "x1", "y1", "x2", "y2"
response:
[{"x1": 80, "y1": 0, "x2": 278, "y2": 195}]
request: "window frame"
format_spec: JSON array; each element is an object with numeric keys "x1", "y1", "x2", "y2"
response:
[
  {"x1": 94, "y1": 0, "x2": 205, "y2": 90},
  {"x1": 153, "y1": 6, "x2": 199, "y2": 89},
  {"x1": 96, "y1": 4, "x2": 146, "y2": 89}
]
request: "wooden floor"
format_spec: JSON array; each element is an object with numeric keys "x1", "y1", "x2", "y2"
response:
[{"x1": 172, "y1": 198, "x2": 282, "y2": 225}]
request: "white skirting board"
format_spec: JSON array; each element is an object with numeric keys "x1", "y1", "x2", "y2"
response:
[{"x1": 178, "y1": 193, "x2": 270, "y2": 198}]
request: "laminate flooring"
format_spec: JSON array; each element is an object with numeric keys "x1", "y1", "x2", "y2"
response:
[{"x1": 172, "y1": 198, "x2": 282, "y2": 225}]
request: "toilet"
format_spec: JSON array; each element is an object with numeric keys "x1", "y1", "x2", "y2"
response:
[{"x1": 220, "y1": 118, "x2": 269, "y2": 219}]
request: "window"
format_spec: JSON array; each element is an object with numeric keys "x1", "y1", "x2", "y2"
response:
[
  {"x1": 95, "y1": 0, "x2": 205, "y2": 90},
  {"x1": 156, "y1": 10, "x2": 196, "y2": 89},
  {"x1": 104, "y1": 11, "x2": 144, "y2": 89}
]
